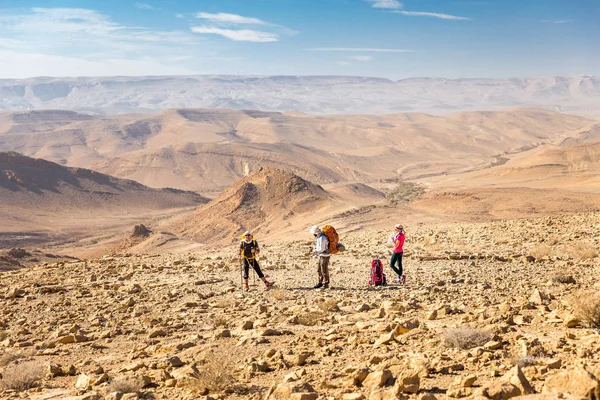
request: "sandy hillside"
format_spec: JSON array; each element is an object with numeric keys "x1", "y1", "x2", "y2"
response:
[
  {"x1": 0, "y1": 108, "x2": 595, "y2": 192},
  {"x1": 0, "y1": 152, "x2": 208, "y2": 249},
  {"x1": 400, "y1": 119, "x2": 600, "y2": 219}
]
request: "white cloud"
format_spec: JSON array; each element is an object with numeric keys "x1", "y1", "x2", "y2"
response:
[
  {"x1": 367, "y1": 0, "x2": 403, "y2": 9},
  {"x1": 192, "y1": 11, "x2": 296, "y2": 41},
  {"x1": 0, "y1": 49, "x2": 195, "y2": 78},
  {"x1": 196, "y1": 12, "x2": 266, "y2": 25},
  {"x1": 308, "y1": 48, "x2": 414, "y2": 53},
  {"x1": 395, "y1": 11, "x2": 472, "y2": 20},
  {"x1": 191, "y1": 26, "x2": 278, "y2": 42},
  {"x1": 134, "y1": 3, "x2": 156, "y2": 10},
  {"x1": 0, "y1": 38, "x2": 25, "y2": 49},
  {"x1": 0, "y1": 7, "x2": 208, "y2": 77},
  {"x1": 350, "y1": 55, "x2": 374, "y2": 62}
]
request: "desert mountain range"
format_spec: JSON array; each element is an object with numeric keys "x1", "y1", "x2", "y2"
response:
[
  {"x1": 0, "y1": 75, "x2": 599, "y2": 116},
  {"x1": 0, "y1": 107, "x2": 597, "y2": 193},
  {"x1": 1, "y1": 106, "x2": 600, "y2": 255}
]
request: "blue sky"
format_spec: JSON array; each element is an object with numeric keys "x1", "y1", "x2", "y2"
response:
[{"x1": 0, "y1": 0, "x2": 597, "y2": 79}]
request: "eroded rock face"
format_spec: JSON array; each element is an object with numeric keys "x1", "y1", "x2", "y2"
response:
[{"x1": 1, "y1": 213, "x2": 600, "y2": 399}]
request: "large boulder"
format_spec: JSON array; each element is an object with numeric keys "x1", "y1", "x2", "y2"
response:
[{"x1": 543, "y1": 367, "x2": 600, "y2": 399}]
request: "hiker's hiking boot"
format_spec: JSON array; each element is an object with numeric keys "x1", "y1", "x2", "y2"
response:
[
  {"x1": 394, "y1": 277, "x2": 402, "y2": 283},
  {"x1": 265, "y1": 281, "x2": 273, "y2": 289},
  {"x1": 313, "y1": 283, "x2": 323, "y2": 289},
  {"x1": 401, "y1": 275, "x2": 406, "y2": 284},
  {"x1": 244, "y1": 285, "x2": 250, "y2": 292}
]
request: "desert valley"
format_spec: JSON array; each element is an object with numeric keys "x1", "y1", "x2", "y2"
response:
[{"x1": 1, "y1": 75, "x2": 600, "y2": 400}]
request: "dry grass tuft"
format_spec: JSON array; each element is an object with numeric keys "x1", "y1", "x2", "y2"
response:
[
  {"x1": 444, "y1": 327, "x2": 492, "y2": 350},
  {"x1": 514, "y1": 356, "x2": 537, "y2": 368},
  {"x1": 213, "y1": 298, "x2": 234, "y2": 309},
  {"x1": 106, "y1": 376, "x2": 143, "y2": 394},
  {"x1": 572, "y1": 290, "x2": 600, "y2": 328},
  {"x1": 212, "y1": 314, "x2": 229, "y2": 328},
  {"x1": 551, "y1": 272, "x2": 576, "y2": 285},
  {"x1": 528, "y1": 243, "x2": 552, "y2": 260},
  {"x1": 297, "y1": 311, "x2": 328, "y2": 326},
  {"x1": 316, "y1": 298, "x2": 340, "y2": 312},
  {"x1": 569, "y1": 241, "x2": 598, "y2": 260},
  {"x1": 0, "y1": 352, "x2": 25, "y2": 367},
  {"x1": 0, "y1": 361, "x2": 45, "y2": 391},
  {"x1": 191, "y1": 351, "x2": 236, "y2": 394}
]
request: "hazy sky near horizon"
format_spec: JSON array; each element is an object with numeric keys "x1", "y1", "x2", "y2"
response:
[{"x1": 0, "y1": 0, "x2": 597, "y2": 79}]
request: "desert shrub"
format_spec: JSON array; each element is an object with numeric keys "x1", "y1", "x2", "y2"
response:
[
  {"x1": 528, "y1": 244, "x2": 552, "y2": 260},
  {"x1": 297, "y1": 311, "x2": 328, "y2": 326},
  {"x1": 191, "y1": 351, "x2": 235, "y2": 394},
  {"x1": 443, "y1": 327, "x2": 492, "y2": 350},
  {"x1": 0, "y1": 352, "x2": 25, "y2": 367},
  {"x1": 0, "y1": 361, "x2": 45, "y2": 391},
  {"x1": 213, "y1": 299, "x2": 234, "y2": 309},
  {"x1": 212, "y1": 315, "x2": 229, "y2": 328},
  {"x1": 386, "y1": 181, "x2": 425, "y2": 204},
  {"x1": 569, "y1": 241, "x2": 598, "y2": 260},
  {"x1": 514, "y1": 356, "x2": 537, "y2": 368},
  {"x1": 316, "y1": 298, "x2": 340, "y2": 312},
  {"x1": 551, "y1": 272, "x2": 576, "y2": 285},
  {"x1": 106, "y1": 376, "x2": 143, "y2": 394},
  {"x1": 572, "y1": 290, "x2": 600, "y2": 328}
]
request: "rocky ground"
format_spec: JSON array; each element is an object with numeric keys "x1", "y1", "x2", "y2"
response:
[{"x1": 1, "y1": 213, "x2": 600, "y2": 400}]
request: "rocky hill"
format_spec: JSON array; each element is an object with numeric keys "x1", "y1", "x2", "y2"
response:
[{"x1": 166, "y1": 167, "x2": 334, "y2": 243}]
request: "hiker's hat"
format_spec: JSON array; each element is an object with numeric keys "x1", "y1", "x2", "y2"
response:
[
  {"x1": 244, "y1": 231, "x2": 252, "y2": 236},
  {"x1": 395, "y1": 224, "x2": 403, "y2": 229},
  {"x1": 309, "y1": 225, "x2": 320, "y2": 235}
]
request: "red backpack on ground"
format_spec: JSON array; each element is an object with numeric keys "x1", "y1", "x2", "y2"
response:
[{"x1": 369, "y1": 259, "x2": 386, "y2": 286}]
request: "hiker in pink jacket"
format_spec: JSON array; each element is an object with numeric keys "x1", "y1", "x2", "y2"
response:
[{"x1": 390, "y1": 224, "x2": 406, "y2": 284}]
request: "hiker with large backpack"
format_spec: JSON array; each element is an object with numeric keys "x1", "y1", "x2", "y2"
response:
[
  {"x1": 239, "y1": 231, "x2": 273, "y2": 291},
  {"x1": 389, "y1": 224, "x2": 406, "y2": 284},
  {"x1": 309, "y1": 225, "x2": 339, "y2": 289}
]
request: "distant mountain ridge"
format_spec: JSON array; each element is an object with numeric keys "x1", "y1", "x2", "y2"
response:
[
  {"x1": 0, "y1": 75, "x2": 598, "y2": 116},
  {"x1": 0, "y1": 107, "x2": 594, "y2": 192}
]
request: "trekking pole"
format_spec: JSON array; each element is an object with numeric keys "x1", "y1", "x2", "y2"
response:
[{"x1": 239, "y1": 255, "x2": 243, "y2": 293}]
